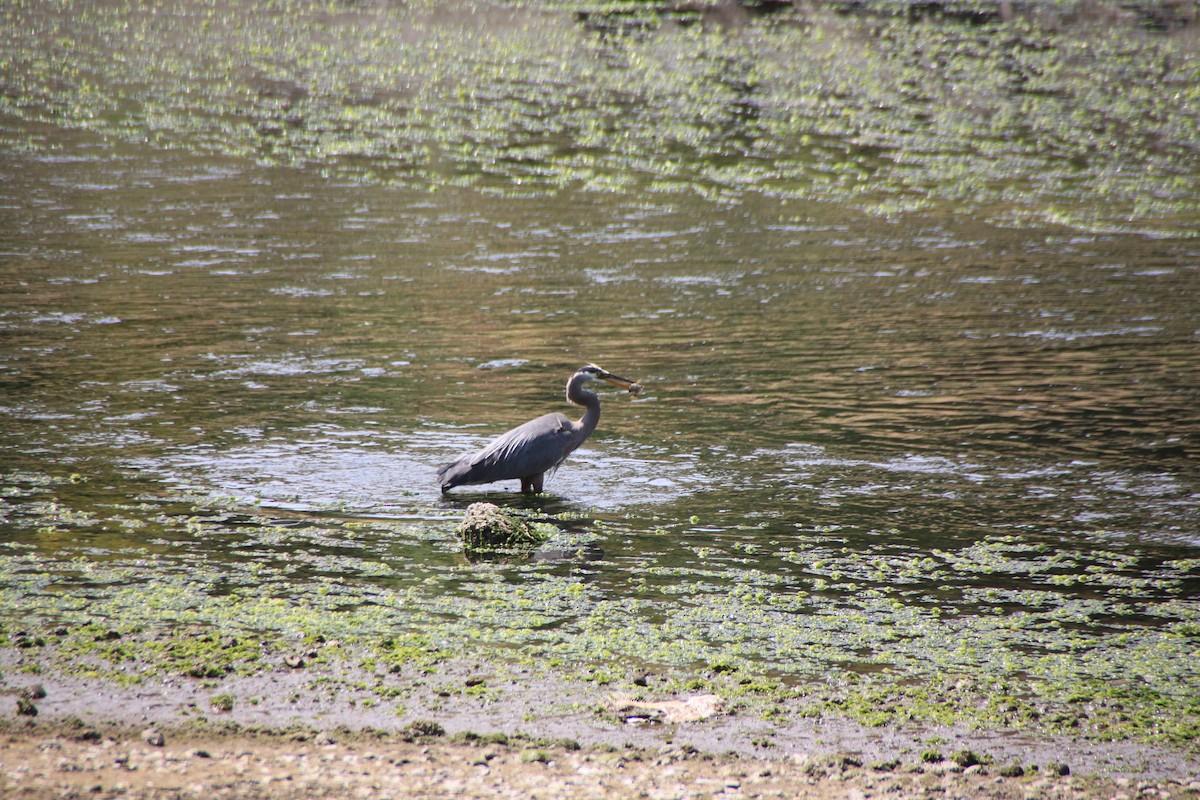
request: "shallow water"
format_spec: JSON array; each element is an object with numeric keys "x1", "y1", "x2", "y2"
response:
[{"x1": 2, "y1": 0, "x2": 1199, "y2": 740}]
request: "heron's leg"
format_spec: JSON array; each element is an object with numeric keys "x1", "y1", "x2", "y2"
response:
[{"x1": 520, "y1": 474, "x2": 544, "y2": 494}]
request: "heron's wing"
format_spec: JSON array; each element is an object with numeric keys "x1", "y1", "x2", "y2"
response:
[
  {"x1": 438, "y1": 412, "x2": 580, "y2": 489},
  {"x1": 466, "y1": 412, "x2": 576, "y2": 480}
]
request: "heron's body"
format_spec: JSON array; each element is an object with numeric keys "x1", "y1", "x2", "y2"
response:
[{"x1": 437, "y1": 365, "x2": 640, "y2": 494}]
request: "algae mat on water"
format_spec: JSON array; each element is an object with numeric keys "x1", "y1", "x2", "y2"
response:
[{"x1": 1, "y1": 0, "x2": 1197, "y2": 236}]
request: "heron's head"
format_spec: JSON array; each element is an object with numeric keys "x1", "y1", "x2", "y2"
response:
[{"x1": 579, "y1": 364, "x2": 643, "y2": 395}]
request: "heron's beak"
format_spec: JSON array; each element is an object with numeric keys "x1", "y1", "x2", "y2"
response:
[{"x1": 592, "y1": 364, "x2": 644, "y2": 396}]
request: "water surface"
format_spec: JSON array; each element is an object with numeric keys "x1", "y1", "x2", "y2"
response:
[{"x1": 2, "y1": 0, "x2": 1199, "y2": 742}]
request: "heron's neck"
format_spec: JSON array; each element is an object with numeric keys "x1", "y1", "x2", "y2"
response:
[
  {"x1": 568, "y1": 386, "x2": 601, "y2": 444},
  {"x1": 577, "y1": 391, "x2": 600, "y2": 435}
]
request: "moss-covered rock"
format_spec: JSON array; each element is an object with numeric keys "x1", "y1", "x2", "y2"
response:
[{"x1": 457, "y1": 503, "x2": 546, "y2": 551}]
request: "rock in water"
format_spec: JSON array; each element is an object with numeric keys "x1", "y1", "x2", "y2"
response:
[{"x1": 457, "y1": 503, "x2": 544, "y2": 550}]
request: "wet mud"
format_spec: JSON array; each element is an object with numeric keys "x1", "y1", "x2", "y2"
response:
[{"x1": 3, "y1": 646, "x2": 1198, "y2": 797}]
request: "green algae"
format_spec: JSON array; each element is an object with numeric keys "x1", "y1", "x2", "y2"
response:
[
  {"x1": 1, "y1": 0, "x2": 1196, "y2": 236},
  {"x1": 2, "y1": 466, "x2": 1198, "y2": 747},
  {"x1": 210, "y1": 692, "x2": 236, "y2": 712}
]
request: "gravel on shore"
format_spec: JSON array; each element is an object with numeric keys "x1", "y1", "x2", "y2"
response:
[{"x1": 4, "y1": 723, "x2": 1199, "y2": 800}]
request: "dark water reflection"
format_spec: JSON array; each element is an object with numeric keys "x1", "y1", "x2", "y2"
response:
[{"x1": 2, "y1": 121, "x2": 1199, "y2": 710}]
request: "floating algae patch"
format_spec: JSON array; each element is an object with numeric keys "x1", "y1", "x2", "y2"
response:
[{"x1": 1, "y1": 0, "x2": 1196, "y2": 235}]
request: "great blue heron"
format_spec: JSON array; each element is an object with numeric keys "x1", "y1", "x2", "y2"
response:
[{"x1": 437, "y1": 364, "x2": 642, "y2": 494}]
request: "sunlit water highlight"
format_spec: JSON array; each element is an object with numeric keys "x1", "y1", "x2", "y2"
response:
[{"x1": 138, "y1": 427, "x2": 704, "y2": 513}]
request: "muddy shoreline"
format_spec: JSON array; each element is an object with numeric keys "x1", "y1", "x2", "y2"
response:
[
  {"x1": 2, "y1": 718, "x2": 1197, "y2": 800},
  {"x1": 3, "y1": 647, "x2": 1198, "y2": 798}
]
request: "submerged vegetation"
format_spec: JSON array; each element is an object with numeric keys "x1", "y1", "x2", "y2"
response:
[
  {"x1": 3, "y1": 468, "x2": 1199, "y2": 746},
  {"x1": 1, "y1": 0, "x2": 1197, "y2": 235}
]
